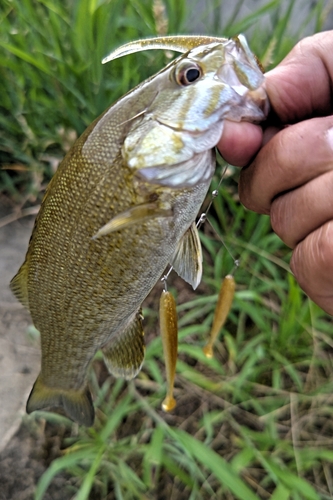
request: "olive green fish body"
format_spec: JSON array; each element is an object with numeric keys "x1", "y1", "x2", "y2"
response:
[
  {"x1": 29, "y1": 166, "x2": 209, "y2": 390},
  {"x1": 11, "y1": 35, "x2": 269, "y2": 425}
]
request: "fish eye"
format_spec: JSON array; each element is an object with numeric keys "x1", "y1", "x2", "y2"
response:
[{"x1": 175, "y1": 64, "x2": 202, "y2": 86}]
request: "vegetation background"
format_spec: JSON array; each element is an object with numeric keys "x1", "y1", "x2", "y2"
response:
[{"x1": 1, "y1": 0, "x2": 333, "y2": 498}]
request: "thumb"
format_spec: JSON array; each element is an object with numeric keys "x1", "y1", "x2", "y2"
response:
[
  {"x1": 217, "y1": 120, "x2": 263, "y2": 166},
  {"x1": 265, "y1": 32, "x2": 333, "y2": 123}
]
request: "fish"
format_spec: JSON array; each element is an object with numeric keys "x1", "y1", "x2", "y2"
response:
[{"x1": 10, "y1": 34, "x2": 269, "y2": 426}]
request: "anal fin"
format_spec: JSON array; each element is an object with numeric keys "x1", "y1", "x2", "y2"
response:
[
  {"x1": 102, "y1": 310, "x2": 145, "y2": 380},
  {"x1": 170, "y1": 222, "x2": 202, "y2": 290},
  {"x1": 92, "y1": 202, "x2": 172, "y2": 239},
  {"x1": 10, "y1": 260, "x2": 30, "y2": 311},
  {"x1": 26, "y1": 375, "x2": 95, "y2": 427}
]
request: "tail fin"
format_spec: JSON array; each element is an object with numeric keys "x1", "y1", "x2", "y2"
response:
[{"x1": 26, "y1": 375, "x2": 95, "y2": 427}]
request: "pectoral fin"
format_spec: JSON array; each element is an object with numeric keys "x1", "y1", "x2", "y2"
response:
[
  {"x1": 92, "y1": 202, "x2": 172, "y2": 239},
  {"x1": 170, "y1": 222, "x2": 202, "y2": 290},
  {"x1": 102, "y1": 310, "x2": 145, "y2": 380},
  {"x1": 26, "y1": 375, "x2": 95, "y2": 427},
  {"x1": 10, "y1": 260, "x2": 30, "y2": 311}
]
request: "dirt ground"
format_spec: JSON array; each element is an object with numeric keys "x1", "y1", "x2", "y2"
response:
[
  {"x1": 0, "y1": 421, "x2": 75, "y2": 500},
  {"x1": 0, "y1": 204, "x2": 73, "y2": 499},
  {"x1": 0, "y1": 210, "x2": 38, "y2": 450},
  {"x1": 0, "y1": 201, "x2": 197, "y2": 500}
]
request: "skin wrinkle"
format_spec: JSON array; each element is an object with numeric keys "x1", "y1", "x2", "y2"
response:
[
  {"x1": 265, "y1": 68, "x2": 307, "y2": 122},
  {"x1": 240, "y1": 130, "x2": 294, "y2": 214},
  {"x1": 240, "y1": 116, "x2": 333, "y2": 215},
  {"x1": 312, "y1": 38, "x2": 333, "y2": 111},
  {"x1": 296, "y1": 38, "x2": 328, "y2": 117},
  {"x1": 270, "y1": 193, "x2": 295, "y2": 248},
  {"x1": 239, "y1": 130, "x2": 293, "y2": 215},
  {"x1": 271, "y1": 170, "x2": 333, "y2": 248},
  {"x1": 265, "y1": 35, "x2": 332, "y2": 122}
]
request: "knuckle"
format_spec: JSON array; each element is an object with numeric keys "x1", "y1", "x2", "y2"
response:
[
  {"x1": 239, "y1": 162, "x2": 271, "y2": 214},
  {"x1": 270, "y1": 196, "x2": 291, "y2": 245},
  {"x1": 239, "y1": 126, "x2": 298, "y2": 216},
  {"x1": 270, "y1": 196, "x2": 283, "y2": 230},
  {"x1": 290, "y1": 245, "x2": 306, "y2": 285},
  {"x1": 271, "y1": 129, "x2": 296, "y2": 174},
  {"x1": 290, "y1": 222, "x2": 333, "y2": 314},
  {"x1": 238, "y1": 165, "x2": 256, "y2": 210},
  {"x1": 291, "y1": 222, "x2": 333, "y2": 286},
  {"x1": 310, "y1": 223, "x2": 333, "y2": 271}
]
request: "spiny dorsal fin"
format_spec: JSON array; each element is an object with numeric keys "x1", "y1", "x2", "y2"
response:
[
  {"x1": 10, "y1": 261, "x2": 30, "y2": 311},
  {"x1": 26, "y1": 375, "x2": 95, "y2": 427},
  {"x1": 102, "y1": 35, "x2": 228, "y2": 64},
  {"x1": 102, "y1": 310, "x2": 145, "y2": 380},
  {"x1": 170, "y1": 222, "x2": 202, "y2": 290}
]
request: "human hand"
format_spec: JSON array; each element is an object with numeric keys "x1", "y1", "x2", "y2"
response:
[{"x1": 218, "y1": 31, "x2": 333, "y2": 314}]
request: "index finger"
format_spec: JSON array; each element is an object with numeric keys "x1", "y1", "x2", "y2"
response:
[{"x1": 265, "y1": 31, "x2": 333, "y2": 123}]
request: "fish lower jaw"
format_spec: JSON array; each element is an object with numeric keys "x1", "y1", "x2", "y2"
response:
[{"x1": 244, "y1": 86, "x2": 269, "y2": 120}]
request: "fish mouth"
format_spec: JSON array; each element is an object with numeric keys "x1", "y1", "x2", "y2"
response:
[
  {"x1": 223, "y1": 83, "x2": 269, "y2": 124},
  {"x1": 244, "y1": 86, "x2": 270, "y2": 121},
  {"x1": 215, "y1": 55, "x2": 270, "y2": 123}
]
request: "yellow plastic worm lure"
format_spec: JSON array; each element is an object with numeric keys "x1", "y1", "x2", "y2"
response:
[
  {"x1": 160, "y1": 272, "x2": 236, "y2": 408},
  {"x1": 203, "y1": 274, "x2": 236, "y2": 358},
  {"x1": 159, "y1": 290, "x2": 178, "y2": 412}
]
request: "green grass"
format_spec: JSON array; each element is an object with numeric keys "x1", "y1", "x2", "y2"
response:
[
  {"x1": 0, "y1": 0, "x2": 187, "y2": 200},
  {"x1": 2, "y1": 0, "x2": 333, "y2": 499}
]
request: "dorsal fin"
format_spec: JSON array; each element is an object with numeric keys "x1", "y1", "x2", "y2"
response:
[
  {"x1": 10, "y1": 261, "x2": 30, "y2": 311},
  {"x1": 102, "y1": 35, "x2": 228, "y2": 64}
]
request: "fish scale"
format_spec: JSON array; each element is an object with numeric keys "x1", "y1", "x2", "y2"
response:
[{"x1": 10, "y1": 35, "x2": 269, "y2": 425}]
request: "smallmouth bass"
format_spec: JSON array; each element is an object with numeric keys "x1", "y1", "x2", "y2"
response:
[{"x1": 10, "y1": 35, "x2": 269, "y2": 426}]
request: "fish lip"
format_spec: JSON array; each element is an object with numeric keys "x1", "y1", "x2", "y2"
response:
[{"x1": 245, "y1": 86, "x2": 270, "y2": 119}]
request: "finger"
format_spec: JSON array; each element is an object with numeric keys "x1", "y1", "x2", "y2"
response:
[
  {"x1": 270, "y1": 170, "x2": 333, "y2": 248},
  {"x1": 217, "y1": 120, "x2": 263, "y2": 166},
  {"x1": 291, "y1": 220, "x2": 333, "y2": 315},
  {"x1": 239, "y1": 116, "x2": 333, "y2": 214},
  {"x1": 262, "y1": 126, "x2": 281, "y2": 146},
  {"x1": 264, "y1": 31, "x2": 333, "y2": 123}
]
